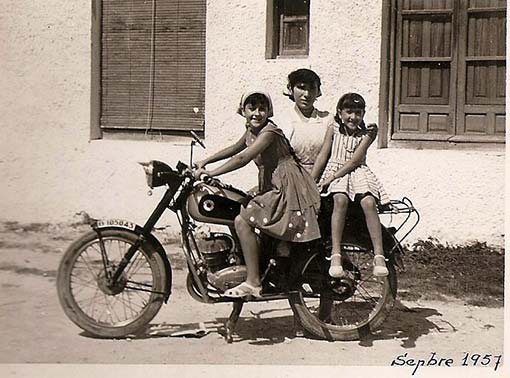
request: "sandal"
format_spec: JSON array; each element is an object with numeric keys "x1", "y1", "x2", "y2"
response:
[
  {"x1": 327, "y1": 253, "x2": 346, "y2": 278},
  {"x1": 224, "y1": 282, "x2": 262, "y2": 298},
  {"x1": 373, "y1": 255, "x2": 389, "y2": 277}
]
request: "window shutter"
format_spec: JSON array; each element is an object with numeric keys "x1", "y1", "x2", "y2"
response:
[
  {"x1": 279, "y1": 0, "x2": 309, "y2": 56},
  {"x1": 101, "y1": 0, "x2": 206, "y2": 132},
  {"x1": 279, "y1": 15, "x2": 309, "y2": 56}
]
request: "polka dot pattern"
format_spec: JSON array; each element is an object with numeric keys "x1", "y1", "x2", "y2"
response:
[{"x1": 239, "y1": 123, "x2": 321, "y2": 243}]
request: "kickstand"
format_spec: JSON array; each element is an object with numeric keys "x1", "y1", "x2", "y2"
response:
[
  {"x1": 293, "y1": 313, "x2": 304, "y2": 337},
  {"x1": 225, "y1": 300, "x2": 244, "y2": 343}
]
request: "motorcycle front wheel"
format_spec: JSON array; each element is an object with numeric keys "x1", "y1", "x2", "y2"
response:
[
  {"x1": 289, "y1": 243, "x2": 397, "y2": 341},
  {"x1": 57, "y1": 229, "x2": 167, "y2": 338}
]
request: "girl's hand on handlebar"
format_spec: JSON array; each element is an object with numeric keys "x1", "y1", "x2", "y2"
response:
[
  {"x1": 246, "y1": 185, "x2": 259, "y2": 197},
  {"x1": 193, "y1": 160, "x2": 206, "y2": 170},
  {"x1": 193, "y1": 167, "x2": 209, "y2": 180}
]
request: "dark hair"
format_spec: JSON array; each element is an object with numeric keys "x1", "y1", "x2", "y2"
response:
[
  {"x1": 337, "y1": 92, "x2": 366, "y2": 111},
  {"x1": 334, "y1": 92, "x2": 367, "y2": 135},
  {"x1": 286, "y1": 69, "x2": 322, "y2": 100},
  {"x1": 243, "y1": 93, "x2": 271, "y2": 110}
]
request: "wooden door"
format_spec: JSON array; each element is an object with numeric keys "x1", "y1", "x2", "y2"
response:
[
  {"x1": 392, "y1": 0, "x2": 506, "y2": 143},
  {"x1": 454, "y1": 0, "x2": 506, "y2": 142}
]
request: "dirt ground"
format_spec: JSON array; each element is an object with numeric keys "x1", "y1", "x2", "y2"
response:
[{"x1": 0, "y1": 224, "x2": 505, "y2": 376}]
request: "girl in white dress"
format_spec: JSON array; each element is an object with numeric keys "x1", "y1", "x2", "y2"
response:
[
  {"x1": 312, "y1": 93, "x2": 390, "y2": 278},
  {"x1": 273, "y1": 68, "x2": 333, "y2": 173}
]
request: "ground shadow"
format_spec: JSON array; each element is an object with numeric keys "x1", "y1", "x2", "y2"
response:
[
  {"x1": 78, "y1": 319, "x2": 224, "y2": 340},
  {"x1": 357, "y1": 302, "x2": 453, "y2": 347},
  {"x1": 78, "y1": 302, "x2": 449, "y2": 347},
  {"x1": 216, "y1": 309, "x2": 299, "y2": 345},
  {"x1": 78, "y1": 307, "x2": 299, "y2": 344},
  {"x1": 152, "y1": 307, "x2": 299, "y2": 345}
]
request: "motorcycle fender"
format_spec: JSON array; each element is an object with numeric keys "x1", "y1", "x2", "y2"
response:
[{"x1": 92, "y1": 223, "x2": 173, "y2": 303}]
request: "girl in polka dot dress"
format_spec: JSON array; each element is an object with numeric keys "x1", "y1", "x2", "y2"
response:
[
  {"x1": 194, "y1": 90, "x2": 321, "y2": 298},
  {"x1": 312, "y1": 93, "x2": 390, "y2": 279}
]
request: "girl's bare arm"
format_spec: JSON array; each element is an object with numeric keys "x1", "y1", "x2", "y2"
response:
[
  {"x1": 207, "y1": 132, "x2": 275, "y2": 177},
  {"x1": 195, "y1": 135, "x2": 246, "y2": 168},
  {"x1": 311, "y1": 126, "x2": 334, "y2": 181}
]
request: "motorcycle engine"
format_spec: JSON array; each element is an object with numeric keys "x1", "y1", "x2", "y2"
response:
[
  {"x1": 195, "y1": 232, "x2": 247, "y2": 291},
  {"x1": 208, "y1": 265, "x2": 247, "y2": 291},
  {"x1": 196, "y1": 232, "x2": 234, "y2": 273}
]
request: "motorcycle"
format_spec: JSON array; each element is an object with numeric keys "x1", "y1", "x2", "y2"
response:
[{"x1": 57, "y1": 132, "x2": 419, "y2": 342}]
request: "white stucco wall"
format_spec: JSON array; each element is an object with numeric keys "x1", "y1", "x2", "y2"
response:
[
  {"x1": 0, "y1": 0, "x2": 505, "y2": 247},
  {"x1": 205, "y1": 0, "x2": 383, "y2": 143}
]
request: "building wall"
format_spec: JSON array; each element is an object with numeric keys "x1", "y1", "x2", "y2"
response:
[
  {"x1": 0, "y1": 0, "x2": 505, "y2": 247},
  {"x1": 205, "y1": 0, "x2": 383, "y2": 143}
]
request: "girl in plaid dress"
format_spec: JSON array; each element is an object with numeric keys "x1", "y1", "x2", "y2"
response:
[{"x1": 312, "y1": 93, "x2": 390, "y2": 278}]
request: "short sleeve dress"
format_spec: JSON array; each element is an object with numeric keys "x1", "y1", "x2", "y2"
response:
[
  {"x1": 240, "y1": 122, "x2": 321, "y2": 243},
  {"x1": 319, "y1": 123, "x2": 390, "y2": 205}
]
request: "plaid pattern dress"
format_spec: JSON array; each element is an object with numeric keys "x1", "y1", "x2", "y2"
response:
[{"x1": 320, "y1": 123, "x2": 390, "y2": 204}]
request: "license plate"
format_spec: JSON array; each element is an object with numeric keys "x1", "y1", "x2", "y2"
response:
[{"x1": 96, "y1": 219, "x2": 136, "y2": 231}]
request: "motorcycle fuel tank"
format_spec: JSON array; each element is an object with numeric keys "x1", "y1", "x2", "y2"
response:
[{"x1": 186, "y1": 183, "x2": 247, "y2": 226}]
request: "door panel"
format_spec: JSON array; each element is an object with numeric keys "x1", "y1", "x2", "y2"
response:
[
  {"x1": 456, "y1": 0, "x2": 506, "y2": 140},
  {"x1": 392, "y1": 0, "x2": 506, "y2": 143},
  {"x1": 394, "y1": 0, "x2": 456, "y2": 138}
]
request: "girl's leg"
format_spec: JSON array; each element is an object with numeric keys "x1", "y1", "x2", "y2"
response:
[
  {"x1": 360, "y1": 195, "x2": 389, "y2": 277},
  {"x1": 329, "y1": 193, "x2": 349, "y2": 277},
  {"x1": 233, "y1": 215, "x2": 261, "y2": 287}
]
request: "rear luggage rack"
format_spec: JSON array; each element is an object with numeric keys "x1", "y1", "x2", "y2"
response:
[{"x1": 379, "y1": 197, "x2": 420, "y2": 245}]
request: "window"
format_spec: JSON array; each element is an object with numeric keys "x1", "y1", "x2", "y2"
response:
[
  {"x1": 379, "y1": 0, "x2": 506, "y2": 147},
  {"x1": 91, "y1": 0, "x2": 206, "y2": 139},
  {"x1": 266, "y1": 0, "x2": 310, "y2": 58}
]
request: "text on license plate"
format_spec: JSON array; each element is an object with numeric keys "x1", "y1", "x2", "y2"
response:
[{"x1": 96, "y1": 219, "x2": 136, "y2": 230}]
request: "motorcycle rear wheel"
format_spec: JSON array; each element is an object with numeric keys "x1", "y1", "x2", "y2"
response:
[
  {"x1": 289, "y1": 244, "x2": 397, "y2": 341},
  {"x1": 57, "y1": 229, "x2": 167, "y2": 338}
]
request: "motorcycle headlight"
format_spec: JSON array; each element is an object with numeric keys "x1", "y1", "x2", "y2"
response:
[
  {"x1": 139, "y1": 160, "x2": 184, "y2": 191},
  {"x1": 140, "y1": 161, "x2": 156, "y2": 188}
]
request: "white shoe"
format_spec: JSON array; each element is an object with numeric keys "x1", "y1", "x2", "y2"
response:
[
  {"x1": 328, "y1": 253, "x2": 346, "y2": 278},
  {"x1": 373, "y1": 255, "x2": 389, "y2": 277}
]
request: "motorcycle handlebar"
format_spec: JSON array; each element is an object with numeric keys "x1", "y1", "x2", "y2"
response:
[
  {"x1": 190, "y1": 130, "x2": 206, "y2": 149},
  {"x1": 193, "y1": 170, "x2": 250, "y2": 196},
  {"x1": 199, "y1": 173, "x2": 212, "y2": 184}
]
